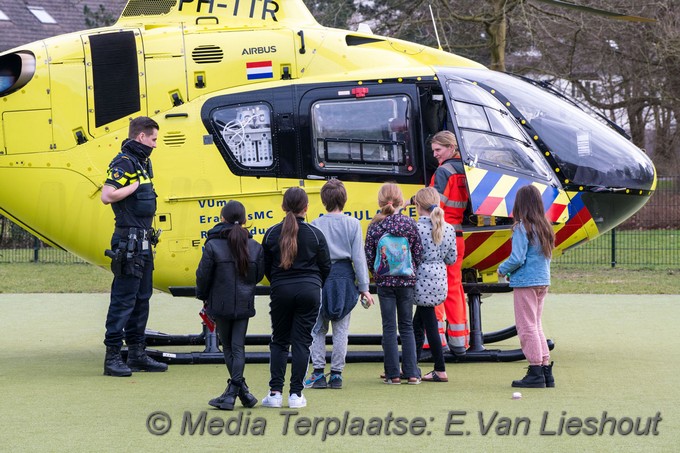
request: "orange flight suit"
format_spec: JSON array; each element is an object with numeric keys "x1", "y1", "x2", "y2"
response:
[{"x1": 430, "y1": 158, "x2": 469, "y2": 351}]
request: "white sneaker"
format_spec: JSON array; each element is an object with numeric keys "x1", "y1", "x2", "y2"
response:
[
  {"x1": 288, "y1": 393, "x2": 307, "y2": 408},
  {"x1": 262, "y1": 392, "x2": 283, "y2": 408}
]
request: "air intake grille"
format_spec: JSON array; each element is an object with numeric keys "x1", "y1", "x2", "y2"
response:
[
  {"x1": 122, "y1": 0, "x2": 176, "y2": 16},
  {"x1": 192, "y1": 45, "x2": 224, "y2": 64},
  {"x1": 163, "y1": 132, "x2": 187, "y2": 147}
]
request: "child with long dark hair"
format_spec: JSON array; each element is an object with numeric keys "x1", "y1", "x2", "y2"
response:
[
  {"x1": 261, "y1": 187, "x2": 331, "y2": 408},
  {"x1": 196, "y1": 200, "x2": 265, "y2": 410},
  {"x1": 498, "y1": 185, "x2": 556, "y2": 388}
]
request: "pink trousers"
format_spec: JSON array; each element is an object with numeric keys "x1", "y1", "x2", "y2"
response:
[{"x1": 513, "y1": 286, "x2": 550, "y2": 366}]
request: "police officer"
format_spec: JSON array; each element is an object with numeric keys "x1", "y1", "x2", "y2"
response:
[
  {"x1": 429, "y1": 130, "x2": 470, "y2": 356},
  {"x1": 101, "y1": 116, "x2": 167, "y2": 376}
]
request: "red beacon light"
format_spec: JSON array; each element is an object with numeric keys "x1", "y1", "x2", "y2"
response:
[{"x1": 351, "y1": 87, "x2": 369, "y2": 98}]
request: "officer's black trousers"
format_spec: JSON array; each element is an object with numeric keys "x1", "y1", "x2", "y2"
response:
[{"x1": 104, "y1": 250, "x2": 153, "y2": 348}]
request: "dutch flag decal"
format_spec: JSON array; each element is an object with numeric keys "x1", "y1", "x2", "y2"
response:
[{"x1": 246, "y1": 61, "x2": 273, "y2": 80}]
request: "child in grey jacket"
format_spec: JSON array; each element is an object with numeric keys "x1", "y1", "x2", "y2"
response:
[
  {"x1": 305, "y1": 180, "x2": 373, "y2": 390},
  {"x1": 413, "y1": 187, "x2": 457, "y2": 382}
]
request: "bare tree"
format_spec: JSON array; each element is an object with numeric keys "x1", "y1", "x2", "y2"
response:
[
  {"x1": 517, "y1": 0, "x2": 678, "y2": 173},
  {"x1": 326, "y1": 0, "x2": 677, "y2": 173}
]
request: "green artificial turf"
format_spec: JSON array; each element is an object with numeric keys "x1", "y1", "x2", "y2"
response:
[{"x1": 0, "y1": 292, "x2": 678, "y2": 452}]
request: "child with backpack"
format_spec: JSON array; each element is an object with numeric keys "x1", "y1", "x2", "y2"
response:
[
  {"x1": 412, "y1": 187, "x2": 458, "y2": 382},
  {"x1": 305, "y1": 180, "x2": 374, "y2": 390},
  {"x1": 365, "y1": 183, "x2": 423, "y2": 384}
]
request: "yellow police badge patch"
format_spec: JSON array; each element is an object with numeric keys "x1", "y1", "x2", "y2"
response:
[{"x1": 111, "y1": 167, "x2": 124, "y2": 181}]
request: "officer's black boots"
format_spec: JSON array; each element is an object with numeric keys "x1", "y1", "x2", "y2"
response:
[
  {"x1": 543, "y1": 361, "x2": 555, "y2": 388},
  {"x1": 209, "y1": 380, "x2": 239, "y2": 410},
  {"x1": 104, "y1": 346, "x2": 132, "y2": 377},
  {"x1": 511, "y1": 365, "x2": 546, "y2": 388},
  {"x1": 126, "y1": 344, "x2": 168, "y2": 372},
  {"x1": 237, "y1": 379, "x2": 258, "y2": 408}
]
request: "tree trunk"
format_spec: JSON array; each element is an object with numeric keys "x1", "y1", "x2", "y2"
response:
[{"x1": 486, "y1": 0, "x2": 508, "y2": 71}]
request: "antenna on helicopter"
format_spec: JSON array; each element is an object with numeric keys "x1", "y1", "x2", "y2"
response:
[
  {"x1": 357, "y1": 23, "x2": 373, "y2": 34},
  {"x1": 429, "y1": 4, "x2": 443, "y2": 51}
]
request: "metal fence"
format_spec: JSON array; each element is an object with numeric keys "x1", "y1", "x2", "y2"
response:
[
  {"x1": 1, "y1": 177, "x2": 678, "y2": 267},
  {"x1": 0, "y1": 221, "x2": 85, "y2": 264},
  {"x1": 554, "y1": 176, "x2": 679, "y2": 268}
]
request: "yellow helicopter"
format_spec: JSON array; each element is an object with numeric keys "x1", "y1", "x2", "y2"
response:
[{"x1": 0, "y1": 0, "x2": 656, "y2": 362}]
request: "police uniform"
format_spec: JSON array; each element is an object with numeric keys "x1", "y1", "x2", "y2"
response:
[
  {"x1": 430, "y1": 157, "x2": 470, "y2": 353},
  {"x1": 103, "y1": 139, "x2": 165, "y2": 375}
]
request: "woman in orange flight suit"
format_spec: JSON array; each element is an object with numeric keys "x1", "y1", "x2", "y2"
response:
[{"x1": 429, "y1": 131, "x2": 469, "y2": 355}]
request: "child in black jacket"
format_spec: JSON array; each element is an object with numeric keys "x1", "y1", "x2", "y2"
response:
[{"x1": 196, "y1": 200, "x2": 265, "y2": 410}]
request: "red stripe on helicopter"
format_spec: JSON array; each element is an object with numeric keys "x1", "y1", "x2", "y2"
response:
[
  {"x1": 463, "y1": 231, "x2": 495, "y2": 256},
  {"x1": 554, "y1": 205, "x2": 590, "y2": 247},
  {"x1": 476, "y1": 196, "x2": 504, "y2": 215},
  {"x1": 545, "y1": 201, "x2": 567, "y2": 223},
  {"x1": 473, "y1": 239, "x2": 512, "y2": 271}
]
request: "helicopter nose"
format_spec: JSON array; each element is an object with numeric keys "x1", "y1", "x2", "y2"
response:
[{"x1": 574, "y1": 188, "x2": 653, "y2": 235}]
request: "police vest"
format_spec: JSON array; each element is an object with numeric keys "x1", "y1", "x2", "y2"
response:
[{"x1": 109, "y1": 154, "x2": 157, "y2": 230}]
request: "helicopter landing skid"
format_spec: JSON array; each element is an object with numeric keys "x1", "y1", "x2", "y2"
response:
[{"x1": 136, "y1": 283, "x2": 553, "y2": 364}]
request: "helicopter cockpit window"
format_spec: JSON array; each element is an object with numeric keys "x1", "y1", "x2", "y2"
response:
[
  {"x1": 447, "y1": 80, "x2": 554, "y2": 182},
  {"x1": 311, "y1": 96, "x2": 414, "y2": 175},
  {"x1": 210, "y1": 104, "x2": 274, "y2": 168},
  {"x1": 447, "y1": 68, "x2": 655, "y2": 191}
]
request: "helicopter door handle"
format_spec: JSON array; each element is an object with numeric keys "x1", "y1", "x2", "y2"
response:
[{"x1": 297, "y1": 30, "x2": 306, "y2": 54}]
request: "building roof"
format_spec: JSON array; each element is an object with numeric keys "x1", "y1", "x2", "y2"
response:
[{"x1": 0, "y1": 1, "x2": 128, "y2": 52}]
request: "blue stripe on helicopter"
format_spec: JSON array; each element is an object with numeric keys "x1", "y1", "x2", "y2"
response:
[
  {"x1": 566, "y1": 191, "x2": 586, "y2": 219},
  {"x1": 470, "y1": 171, "x2": 503, "y2": 203}
]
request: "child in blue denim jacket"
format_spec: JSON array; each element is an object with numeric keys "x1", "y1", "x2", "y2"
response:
[{"x1": 498, "y1": 185, "x2": 555, "y2": 389}]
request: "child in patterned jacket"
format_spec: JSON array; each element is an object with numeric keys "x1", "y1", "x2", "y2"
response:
[{"x1": 412, "y1": 187, "x2": 457, "y2": 382}]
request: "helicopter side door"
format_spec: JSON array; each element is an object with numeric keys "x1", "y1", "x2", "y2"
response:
[
  {"x1": 298, "y1": 83, "x2": 422, "y2": 185},
  {"x1": 297, "y1": 82, "x2": 424, "y2": 219},
  {"x1": 435, "y1": 70, "x2": 570, "y2": 225}
]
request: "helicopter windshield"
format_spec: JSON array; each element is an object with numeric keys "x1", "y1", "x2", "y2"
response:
[
  {"x1": 448, "y1": 68, "x2": 655, "y2": 191},
  {"x1": 443, "y1": 78, "x2": 556, "y2": 183}
]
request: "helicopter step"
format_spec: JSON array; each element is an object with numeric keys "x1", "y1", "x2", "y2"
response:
[{"x1": 137, "y1": 283, "x2": 553, "y2": 364}]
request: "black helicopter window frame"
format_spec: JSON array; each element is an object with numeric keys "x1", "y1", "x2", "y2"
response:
[
  {"x1": 208, "y1": 101, "x2": 277, "y2": 173},
  {"x1": 308, "y1": 94, "x2": 416, "y2": 177},
  {"x1": 445, "y1": 79, "x2": 555, "y2": 183}
]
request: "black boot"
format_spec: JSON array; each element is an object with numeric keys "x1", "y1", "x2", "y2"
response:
[
  {"x1": 237, "y1": 379, "x2": 258, "y2": 408},
  {"x1": 104, "y1": 346, "x2": 132, "y2": 377},
  {"x1": 209, "y1": 380, "x2": 239, "y2": 410},
  {"x1": 543, "y1": 361, "x2": 555, "y2": 388},
  {"x1": 512, "y1": 365, "x2": 546, "y2": 388},
  {"x1": 126, "y1": 344, "x2": 168, "y2": 372}
]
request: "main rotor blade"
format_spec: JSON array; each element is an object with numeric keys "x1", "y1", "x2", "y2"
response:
[{"x1": 533, "y1": 0, "x2": 656, "y2": 22}]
